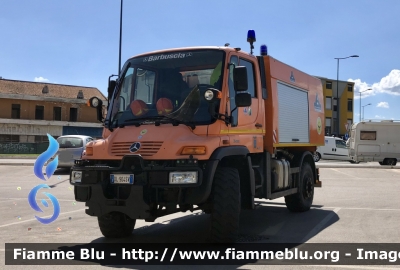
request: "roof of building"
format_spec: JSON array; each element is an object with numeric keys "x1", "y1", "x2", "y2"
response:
[
  {"x1": 0, "y1": 78, "x2": 107, "y2": 100},
  {"x1": 314, "y1": 76, "x2": 355, "y2": 84}
]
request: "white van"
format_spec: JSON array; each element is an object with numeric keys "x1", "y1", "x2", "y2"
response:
[
  {"x1": 348, "y1": 120, "x2": 400, "y2": 165},
  {"x1": 314, "y1": 136, "x2": 354, "y2": 162}
]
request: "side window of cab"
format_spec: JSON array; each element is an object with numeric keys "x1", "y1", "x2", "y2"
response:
[{"x1": 238, "y1": 58, "x2": 256, "y2": 98}]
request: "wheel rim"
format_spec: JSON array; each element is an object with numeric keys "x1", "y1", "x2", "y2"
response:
[
  {"x1": 313, "y1": 154, "x2": 319, "y2": 162},
  {"x1": 304, "y1": 176, "x2": 313, "y2": 198}
]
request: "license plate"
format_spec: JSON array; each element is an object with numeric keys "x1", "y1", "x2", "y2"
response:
[{"x1": 110, "y1": 174, "x2": 134, "y2": 184}]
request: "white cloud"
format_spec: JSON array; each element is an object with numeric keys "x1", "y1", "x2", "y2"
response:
[
  {"x1": 374, "y1": 115, "x2": 386, "y2": 119},
  {"x1": 376, "y1": 102, "x2": 389, "y2": 108},
  {"x1": 348, "y1": 69, "x2": 400, "y2": 99},
  {"x1": 34, "y1": 76, "x2": 49, "y2": 82}
]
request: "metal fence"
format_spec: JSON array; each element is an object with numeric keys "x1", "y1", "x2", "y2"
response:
[{"x1": 0, "y1": 142, "x2": 49, "y2": 154}]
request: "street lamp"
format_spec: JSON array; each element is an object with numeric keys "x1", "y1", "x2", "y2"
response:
[
  {"x1": 334, "y1": 55, "x2": 359, "y2": 136},
  {"x1": 359, "y1": 88, "x2": 372, "y2": 122},
  {"x1": 362, "y1": 103, "x2": 371, "y2": 121},
  {"x1": 118, "y1": 0, "x2": 123, "y2": 76}
]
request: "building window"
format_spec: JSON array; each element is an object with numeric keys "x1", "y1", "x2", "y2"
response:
[
  {"x1": 347, "y1": 99, "x2": 353, "y2": 112},
  {"x1": 326, "y1": 81, "x2": 332, "y2": 89},
  {"x1": 325, "y1": 118, "x2": 331, "y2": 135},
  {"x1": 11, "y1": 104, "x2": 21, "y2": 119},
  {"x1": 360, "y1": 131, "x2": 376, "y2": 140},
  {"x1": 35, "y1": 135, "x2": 49, "y2": 143},
  {"x1": 69, "y1": 108, "x2": 78, "y2": 122},
  {"x1": 348, "y1": 84, "x2": 353, "y2": 92},
  {"x1": 35, "y1": 105, "x2": 44, "y2": 120},
  {"x1": 0, "y1": 135, "x2": 19, "y2": 143},
  {"x1": 53, "y1": 107, "x2": 62, "y2": 121},
  {"x1": 325, "y1": 97, "x2": 332, "y2": 110}
]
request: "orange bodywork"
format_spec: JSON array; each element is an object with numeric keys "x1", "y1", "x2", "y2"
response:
[
  {"x1": 85, "y1": 47, "x2": 324, "y2": 161},
  {"x1": 263, "y1": 56, "x2": 325, "y2": 153}
]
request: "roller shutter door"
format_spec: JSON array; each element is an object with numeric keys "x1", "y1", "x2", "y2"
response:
[{"x1": 277, "y1": 82, "x2": 309, "y2": 143}]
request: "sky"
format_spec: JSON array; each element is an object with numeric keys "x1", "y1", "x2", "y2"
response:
[{"x1": 1, "y1": 0, "x2": 400, "y2": 122}]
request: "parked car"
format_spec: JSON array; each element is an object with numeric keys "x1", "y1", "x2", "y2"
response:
[
  {"x1": 314, "y1": 136, "x2": 358, "y2": 163},
  {"x1": 55, "y1": 135, "x2": 94, "y2": 168}
]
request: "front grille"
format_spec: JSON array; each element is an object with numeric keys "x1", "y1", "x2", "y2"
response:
[{"x1": 111, "y1": 141, "x2": 163, "y2": 157}]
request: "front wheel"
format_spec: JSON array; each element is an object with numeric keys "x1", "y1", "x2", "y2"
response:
[
  {"x1": 210, "y1": 167, "x2": 241, "y2": 243},
  {"x1": 313, "y1": 152, "x2": 321, "y2": 162},
  {"x1": 285, "y1": 162, "x2": 314, "y2": 212},
  {"x1": 98, "y1": 212, "x2": 136, "y2": 238}
]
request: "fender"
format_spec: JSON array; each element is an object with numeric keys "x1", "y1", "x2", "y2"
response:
[
  {"x1": 185, "y1": 146, "x2": 250, "y2": 204},
  {"x1": 291, "y1": 151, "x2": 317, "y2": 183}
]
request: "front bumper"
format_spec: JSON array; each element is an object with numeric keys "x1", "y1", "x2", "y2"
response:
[{"x1": 70, "y1": 155, "x2": 218, "y2": 219}]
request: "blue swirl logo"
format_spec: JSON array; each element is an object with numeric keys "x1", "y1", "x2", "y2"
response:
[
  {"x1": 34, "y1": 134, "x2": 59, "y2": 180},
  {"x1": 29, "y1": 134, "x2": 61, "y2": 224}
]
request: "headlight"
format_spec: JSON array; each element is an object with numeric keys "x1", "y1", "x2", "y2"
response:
[
  {"x1": 71, "y1": 171, "x2": 82, "y2": 183},
  {"x1": 169, "y1": 171, "x2": 198, "y2": 184},
  {"x1": 204, "y1": 90, "x2": 214, "y2": 101}
]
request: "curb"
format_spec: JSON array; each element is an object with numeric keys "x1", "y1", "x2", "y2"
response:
[
  {"x1": 317, "y1": 165, "x2": 400, "y2": 169},
  {"x1": 0, "y1": 163, "x2": 34, "y2": 166}
]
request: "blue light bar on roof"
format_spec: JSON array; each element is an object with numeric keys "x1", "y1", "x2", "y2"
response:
[
  {"x1": 247, "y1": 30, "x2": 256, "y2": 43},
  {"x1": 260, "y1": 44, "x2": 268, "y2": 55}
]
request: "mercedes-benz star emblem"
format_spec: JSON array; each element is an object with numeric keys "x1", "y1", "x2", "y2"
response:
[{"x1": 129, "y1": 142, "x2": 141, "y2": 153}]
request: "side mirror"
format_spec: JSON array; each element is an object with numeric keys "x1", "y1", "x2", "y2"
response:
[
  {"x1": 235, "y1": 93, "x2": 252, "y2": 107},
  {"x1": 108, "y1": 80, "x2": 116, "y2": 101},
  {"x1": 233, "y1": 66, "x2": 248, "y2": 91},
  {"x1": 87, "y1": 97, "x2": 104, "y2": 122}
]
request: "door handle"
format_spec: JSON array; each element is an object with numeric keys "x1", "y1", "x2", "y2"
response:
[{"x1": 255, "y1": 123, "x2": 262, "y2": 128}]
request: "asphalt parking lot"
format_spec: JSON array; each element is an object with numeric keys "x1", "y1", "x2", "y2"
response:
[{"x1": 1, "y1": 160, "x2": 400, "y2": 269}]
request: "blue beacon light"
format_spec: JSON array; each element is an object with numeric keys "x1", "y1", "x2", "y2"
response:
[
  {"x1": 260, "y1": 44, "x2": 268, "y2": 56},
  {"x1": 247, "y1": 30, "x2": 256, "y2": 54}
]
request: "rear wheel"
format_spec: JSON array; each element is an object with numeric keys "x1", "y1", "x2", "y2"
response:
[
  {"x1": 210, "y1": 167, "x2": 241, "y2": 243},
  {"x1": 98, "y1": 212, "x2": 136, "y2": 238},
  {"x1": 382, "y1": 158, "x2": 397, "y2": 166},
  {"x1": 285, "y1": 162, "x2": 314, "y2": 212}
]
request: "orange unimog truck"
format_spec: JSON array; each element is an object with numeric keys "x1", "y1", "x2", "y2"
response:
[{"x1": 70, "y1": 30, "x2": 324, "y2": 242}]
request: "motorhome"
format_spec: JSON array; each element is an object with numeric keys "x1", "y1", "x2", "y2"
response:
[{"x1": 348, "y1": 120, "x2": 400, "y2": 165}]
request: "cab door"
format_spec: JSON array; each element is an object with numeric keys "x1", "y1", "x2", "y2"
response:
[{"x1": 227, "y1": 53, "x2": 264, "y2": 153}]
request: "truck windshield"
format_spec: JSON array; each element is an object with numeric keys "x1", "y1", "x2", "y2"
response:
[{"x1": 107, "y1": 49, "x2": 225, "y2": 128}]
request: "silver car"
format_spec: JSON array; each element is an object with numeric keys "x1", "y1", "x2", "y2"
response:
[{"x1": 55, "y1": 135, "x2": 94, "y2": 168}]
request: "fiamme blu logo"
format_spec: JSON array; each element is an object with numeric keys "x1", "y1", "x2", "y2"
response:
[{"x1": 28, "y1": 134, "x2": 60, "y2": 224}]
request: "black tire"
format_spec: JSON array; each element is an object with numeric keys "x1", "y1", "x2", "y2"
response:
[
  {"x1": 349, "y1": 160, "x2": 360, "y2": 164},
  {"x1": 285, "y1": 162, "x2": 314, "y2": 212},
  {"x1": 210, "y1": 167, "x2": 241, "y2": 243},
  {"x1": 98, "y1": 212, "x2": 136, "y2": 238},
  {"x1": 313, "y1": 152, "x2": 321, "y2": 162},
  {"x1": 383, "y1": 158, "x2": 397, "y2": 166}
]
